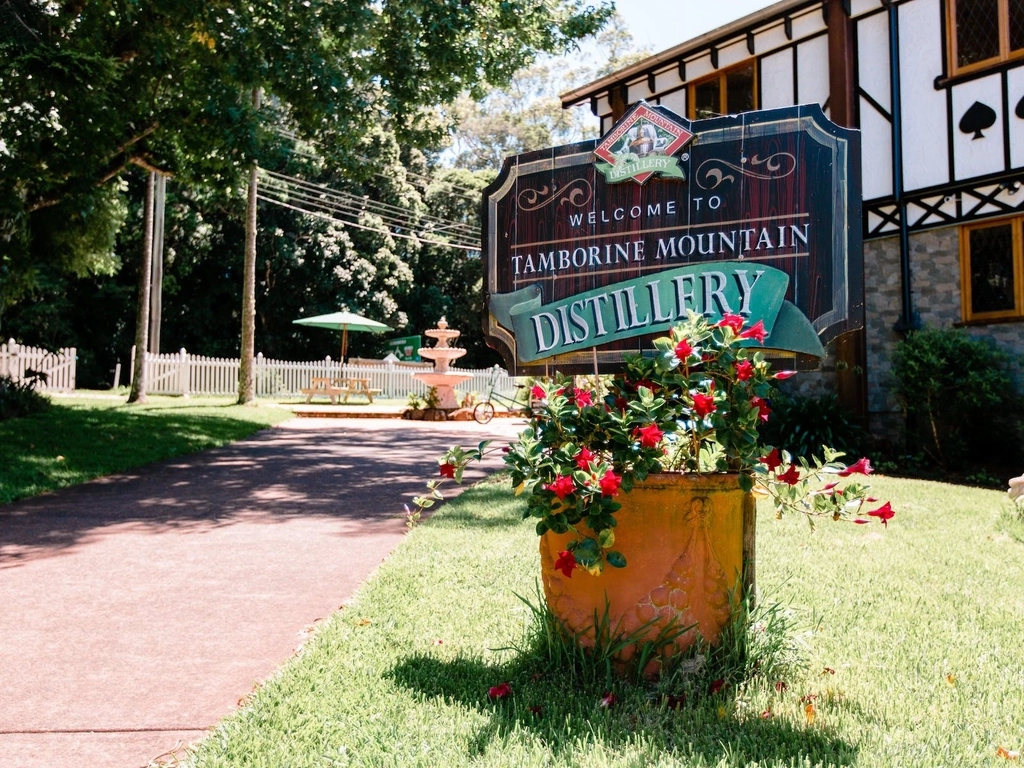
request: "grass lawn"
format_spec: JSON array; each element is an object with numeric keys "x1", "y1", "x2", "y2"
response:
[
  {"x1": 0, "y1": 394, "x2": 291, "y2": 504},
  {"x1": 183, "y1": 475, "x2": 1023, "y2": 768}
]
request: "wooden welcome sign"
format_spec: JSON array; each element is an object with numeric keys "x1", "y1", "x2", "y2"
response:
[{"x1": 481, "y1": 102, "x2": 863, "y2": 375}]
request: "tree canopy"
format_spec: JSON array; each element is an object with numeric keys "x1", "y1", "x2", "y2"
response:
[{"x1": 0, "y1": 0, "x2": 613, "y2": 308}]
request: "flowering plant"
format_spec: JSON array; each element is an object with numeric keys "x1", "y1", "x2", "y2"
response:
[{"x1": 419, "y1": 311, "x2": 891, "y2": 574}]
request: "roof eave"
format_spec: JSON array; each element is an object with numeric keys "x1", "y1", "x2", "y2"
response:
[{"x1": 560, "y1": 0, "x2": 818, "y2": 108}]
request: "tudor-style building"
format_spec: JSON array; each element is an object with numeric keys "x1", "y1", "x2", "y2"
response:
[{"x1": 561, "y1": 0, "x2": 1024, "y2": 435}]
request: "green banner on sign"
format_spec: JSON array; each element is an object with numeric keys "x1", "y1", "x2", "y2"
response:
[
  {"x1": 489, "y1": 262, "x2": 824, "y2": 363},
  {"x1": 595, "y1": 154, "x2": 686, "y2": 184}
]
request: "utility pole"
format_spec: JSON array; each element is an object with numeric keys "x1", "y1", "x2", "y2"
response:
[
  {"x1": 128, "y1": 172, "x2": 156, "y2": 403},
  {"x1": 238, "y1": 86, "x2": 260, "y2": 404},
  {"x1": 148, "y1": 173, "x2": 166, "y2": 354}
]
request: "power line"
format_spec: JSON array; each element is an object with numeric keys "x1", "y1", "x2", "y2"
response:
[
  {"x1": 259, "y1": 173, "x2": 480, "y2": 249},
  {"x1": 272, "y1": 127, "x2": 484, "y2": 203},
  {"x1": 261, "y1": 169, "x2": 479, "y2": 240},
  {"x1": 257, "y1": 194, "x2": 482, "y2": 253}
]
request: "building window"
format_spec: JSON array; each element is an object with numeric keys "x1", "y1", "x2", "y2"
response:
[
  {"x1": 688, "y1": 63, "x2": 756, "y2": 119},
  {"x1": 960, "y1": 215, "x2": 1024, "y2": 321},
  {"x1": 949, "y1": 0, "x2": 1024, "y2": 74}
]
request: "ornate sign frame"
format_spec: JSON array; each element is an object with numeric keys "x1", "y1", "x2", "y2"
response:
[{"x1": 481, "y1": 102, "x2": 863, "y2": 375}]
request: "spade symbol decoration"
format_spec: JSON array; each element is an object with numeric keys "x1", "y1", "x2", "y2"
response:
[
  {"x1": 1016, "y1": 94, "x2": 1024, "y2": 120},
  {"x1": 959, "y1": 101, "x2": 997, "y2": 140}
]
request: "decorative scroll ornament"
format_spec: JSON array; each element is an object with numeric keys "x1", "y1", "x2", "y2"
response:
[
  {"x1": 517, "y1": 179, "x2": 593, "y2": 212},
  {"x1": 696, "y1": 152, "x2": 797, "y2": 190}
]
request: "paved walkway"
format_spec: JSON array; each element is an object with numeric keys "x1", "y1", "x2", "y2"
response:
[{"x1": 0, "y1": 417, "x2": 524, "y2": 768}]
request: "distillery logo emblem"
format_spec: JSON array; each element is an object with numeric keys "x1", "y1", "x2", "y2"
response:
[{"x1": 593, "y1": 102, "x2": 694, "y2": 184}]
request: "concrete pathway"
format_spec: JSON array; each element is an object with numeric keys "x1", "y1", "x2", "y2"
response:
[{"x1": 0, "y1": 417, "x2": 524, "y2": 768}]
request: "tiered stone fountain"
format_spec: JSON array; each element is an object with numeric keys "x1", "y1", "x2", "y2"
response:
[{"x1": 413, "y1": 317, "x2": 473, "y2": 413}]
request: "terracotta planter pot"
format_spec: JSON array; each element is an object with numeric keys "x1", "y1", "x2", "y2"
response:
[{"x1": 539, "y1": 473, "x2": 755, "y2": 663}]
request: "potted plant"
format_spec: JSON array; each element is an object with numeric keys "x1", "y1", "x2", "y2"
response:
[{"x1": 420, "y1": 311, "x2": 891, "y2": 660}]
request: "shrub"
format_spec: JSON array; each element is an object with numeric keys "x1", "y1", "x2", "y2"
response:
[
  {"x1": 0, "y1": 370, "x2": 51, "y2": 421},
  {"x1": 891, "y1": 327, "x2": 1022, "y2": 466},
  {"x1": 759, "y1": 392, "x2": 865, "y2": 461}
]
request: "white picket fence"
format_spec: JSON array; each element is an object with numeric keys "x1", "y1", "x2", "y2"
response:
[
  {"x1": 0, "y1": 339, "x2": 77, "y2": 392},
  {"x1": 138, "y1": 348, "x2": 520, "y2": 400}
]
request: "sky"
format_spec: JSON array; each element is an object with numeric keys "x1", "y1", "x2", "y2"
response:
[{"x1": 613, "y1": 0, "x2": 778, "y2": 55}]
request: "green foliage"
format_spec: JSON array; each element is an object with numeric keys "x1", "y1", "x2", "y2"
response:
[
  {"x1": 892, "y1": 327, "x2": 1022, "y2": 465},
  {"x1": 511, "y1": 585, "x2": 806, "y2": 698},
  {"x1": 759, "y1": 392, "x2": 865, "y2": 461},
  {"x1": 1, "y1": 0, "x2": 612, "y2": 304},
  {"x1": 999, "y1": 498, "x2": 1024, "y2": 543},
  {"x1": 0, "y1": 372, "x2": 50, "y2": 421}
]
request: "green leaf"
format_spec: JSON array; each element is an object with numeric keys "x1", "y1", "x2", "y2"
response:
[
  {"x1": 606, "y1": 551, "x2": 627, "y2": 568},
  {"x1": 598, "y1": 528, "x2": 615, "y2": 549}
]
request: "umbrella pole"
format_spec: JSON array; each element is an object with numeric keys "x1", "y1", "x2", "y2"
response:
[{"x1": 341, "y1": 326, "x2": 349, "y2": 371}]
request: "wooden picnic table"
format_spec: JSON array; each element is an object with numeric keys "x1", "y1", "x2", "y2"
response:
[{"x1": 300, "y1": 376, "x2": 382, "y2": 404}]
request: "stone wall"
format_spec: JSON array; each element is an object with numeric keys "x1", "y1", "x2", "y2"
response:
[{"x1": 863, "y1": 225, "x2": 1024, "y2": 439}]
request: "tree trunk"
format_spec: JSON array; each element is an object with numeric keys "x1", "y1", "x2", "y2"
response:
[
  {"x1": 237, "y1": 87, "x2": 260, "y2": 404},
  {"x1": 128, "y1": 172, "x2": 156, "y2": 404}
]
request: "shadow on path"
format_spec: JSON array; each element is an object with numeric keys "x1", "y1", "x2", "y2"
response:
[{"x1": 0, "y1": 419, "x2": 515, "y2": 566}]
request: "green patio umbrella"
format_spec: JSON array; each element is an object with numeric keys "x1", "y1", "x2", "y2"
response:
[{"x1": 293, "y1": 311, "x2": 391, "y2": 363}]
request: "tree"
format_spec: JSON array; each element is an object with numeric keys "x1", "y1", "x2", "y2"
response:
[
  {"x1": 1, "y1": 0, "x2": 613, "y2": 285},
  {"x1": 406, "y1": 167, "x2": 498, "y2": 367},
  {"x1": 442, "y1": 11, "x2": 649, "y2": 171},
  {"x1": 1, "y1": 0, "x2": 613, "y2": 398}
]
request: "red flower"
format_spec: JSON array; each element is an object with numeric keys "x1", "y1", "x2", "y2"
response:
[
  {"x1": 634, "y1": 424, "x2": 664, "y2": 448},
  {"x1": 488, "y1": 682, "x2": 512, "y2": 700},
  {"x1": 774, "y1": 370, "x2": 797, "y2": 380},
  {"x1": 759, "y1": 448, "x2": 782, "y2": 472},
  {"x1": 546, "y1": 474, "x2": 576, "y2": 500},
  {"x1": 853, "y1": 518, "x2": 870, "y2": 524},
  {"x1": 600, "y1": 691, "x2": 618, "y2": 708},
  {"x1": 760, "y1": 709, "x2": 774, "y2": 719},
  {"x1": 439, "y1": 463, "x2": 456, "y2": 479},
  {"x1": 692, "y1": 392, "x2": 716, "y2": 418},
  {"x1": 775, "y1": 681, "x2": 788, "y2": 693},
  {"x1": 573, "y1": 388, "x2": 593, "y2": 407},
  {"x1": 709, "y1": 678, "x2": 727, "y2": 695},
  {"x1": 838, "y1": 457, "x2": 873, "y2": 477},
  {"x1": 735, "y1": 360, "x2": 754, "y2": 381},
  {"x1": 674, "y1": 338, "x2": 693, "y2": 361},
  {"x1": 739, "y1": 320, "x2": 767, "y2": 343},
  {"x1": 777, "y1": 464, "x2": 801, "y2": 485},
  {"x1": 530, "y1": 384, "x2": 546, "y2": 400},
  {"x1": 575, "y1": 446, "x2": 597, "y2": 470},
  {"x1": 750, "y1": 396, "x2": 771, "y2": 422},
  {"x1": 867, "y1": 501, "x2": 895, "y2": 527},
  {"x1": 599, "y1": 470, "x2": 622, "y2": 497},
  {"x1": 554, "y1": 549, "x2": 577, "y2": 578},
  {"x1": 717, "y1": 313, "x2": 745, "y2": 333}
]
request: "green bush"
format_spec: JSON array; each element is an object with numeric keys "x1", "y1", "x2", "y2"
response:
[
  {"x1": 0, "y1": 371, "x2": 51, "y2": 421},
  {"x1": 759, "y1": 392, "x2": 865, "y2": 461},
  {"x1": 891, "y1": 327, "x2": 1022, "y2": 466}
]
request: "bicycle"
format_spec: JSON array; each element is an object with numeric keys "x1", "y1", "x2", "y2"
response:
[{"x1": 472, "y1": 370, "x2": 535, "y2": 424}]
